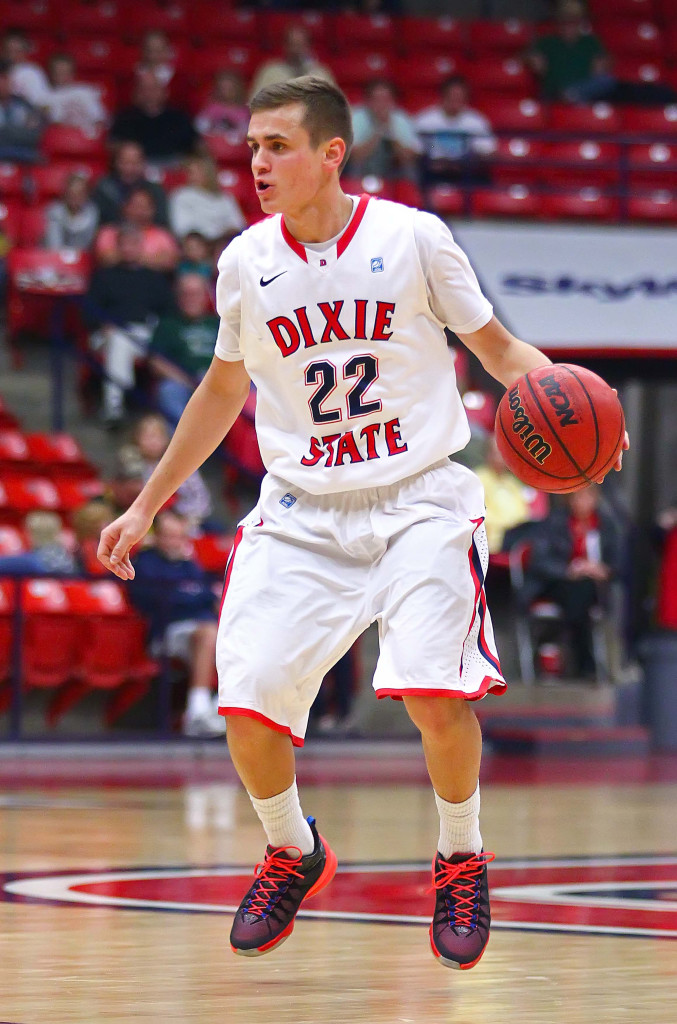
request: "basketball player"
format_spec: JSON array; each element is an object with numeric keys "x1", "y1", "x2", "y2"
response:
[{"x1": 98, "y1": 77, "x2": 627, "y2": 970}]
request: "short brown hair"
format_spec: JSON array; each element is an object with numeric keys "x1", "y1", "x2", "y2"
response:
[{"x1": 249, "y1": 75, "x2": 353, "y2": 171}]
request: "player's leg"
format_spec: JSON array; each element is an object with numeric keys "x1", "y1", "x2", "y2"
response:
[{"x1": 217, "y1": 484, "x2": 368, "y2": 956}]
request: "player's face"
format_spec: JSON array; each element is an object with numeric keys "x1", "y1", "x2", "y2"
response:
[{"x1": 248, "y1": 103, "x2": 329, "y2": 216}]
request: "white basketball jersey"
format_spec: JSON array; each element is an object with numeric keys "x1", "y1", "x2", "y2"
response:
[{"x1": 215, "y1": 195, "x2": 492, "y2": 495}]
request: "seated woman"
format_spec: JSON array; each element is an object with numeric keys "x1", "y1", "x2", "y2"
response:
[
  {"x1": 168, "y1": 154, "x2": 245, "y2": 249},
  {"x1": 95, "y1": 185, "x2": 179, "y2": 272}
]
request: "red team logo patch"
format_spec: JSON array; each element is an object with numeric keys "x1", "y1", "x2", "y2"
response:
[{"x1": 2, "y1": 856, "x2": 676, "y2": 939}]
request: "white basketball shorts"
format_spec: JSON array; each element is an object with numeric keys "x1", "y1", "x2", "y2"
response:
[{"x1": 216, "y1": 458, "x2": 506, "y2": 746}]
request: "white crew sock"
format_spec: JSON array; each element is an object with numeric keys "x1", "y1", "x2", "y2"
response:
[
  {"x1": 186, "y1": 686, "x2": 212, "y2": 719},
  {"x1": 248, "y1": 779, "x2": 315, "y2": 855},
  {"x1": 435, "y1": 783, "x2": 482, "y2": 858}
]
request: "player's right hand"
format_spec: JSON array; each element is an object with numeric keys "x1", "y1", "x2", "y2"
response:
[{"x1": 97, "y1": 508, "x2": 153, "y2": 581}]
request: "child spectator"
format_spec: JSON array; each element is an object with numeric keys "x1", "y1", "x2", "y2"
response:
[
  {"x1": 148, "y1": 272, "x2": 219, "y2": 427},
  {"x1": 0, "y1": 510, "x2": 76, "y2": 576},
  {"x1": 95, "y1": 185, "x2": 179, "y2": 272},
  {"x1": 194, "y1": 70, "x2": 249, "y2": 141},
  {"x1": 46, "y1": 53, "x2": 107, "y2": 133},
  {"x1": 127, "y1": 509, "x2": 225, "y2": 737},
  {"x1": 134, "y1": 413, "x2": 213, "y2": 532},
  {"x1": 45, "y1": 172, "x2": 99, "y2": 250},
  {"x1": 168, "y1": 155, "x2": 245, "y2": 247},
  {"x1": 93, "y1": 141, "x2": 169, "y2": 226},
  {"x1": 72, "y1": 498, "x2": 116, "y2": 575}
]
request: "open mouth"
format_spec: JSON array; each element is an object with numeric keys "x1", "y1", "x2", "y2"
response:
[{"x1": 256, "y1": 181, "x2": 272, "y2": 194}]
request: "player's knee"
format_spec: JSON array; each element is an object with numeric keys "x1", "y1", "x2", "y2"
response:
[{"x1": 404, "y1": 695, "x2": 472, "y2": 739}]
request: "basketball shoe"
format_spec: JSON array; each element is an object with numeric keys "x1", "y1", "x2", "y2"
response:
[
  {"x1": 230, "y1": 817, "x2": 337, "y2": 957},
  {"x1": 429, "y1": 850, "x2": 495, "y2": 970}
]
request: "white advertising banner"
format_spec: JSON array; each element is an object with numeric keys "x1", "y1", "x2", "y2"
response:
[{"x1": 451, "y1": 222, "x2": 677, "y2": 353}]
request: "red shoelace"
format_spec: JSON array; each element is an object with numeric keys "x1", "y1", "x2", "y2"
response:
[
  {"x1": 430, "y1": 852, "x2": 496, "y2": 929},
  {"x1": 245, "y1": 846, "x2": 305, "y2": 918}
]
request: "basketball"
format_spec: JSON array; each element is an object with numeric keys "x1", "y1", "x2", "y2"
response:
[{"x1": 495, "y1": 364, "x2": 625, "y2": 493}]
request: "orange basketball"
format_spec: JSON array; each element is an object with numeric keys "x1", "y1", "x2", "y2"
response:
[{"x1": 495, "y1": 364, "x2": 625, "y2": 493}]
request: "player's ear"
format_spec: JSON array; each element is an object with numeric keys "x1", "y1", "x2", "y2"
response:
[{"x1": 324, "y1": 136, "x2": 346, "y2": 173}]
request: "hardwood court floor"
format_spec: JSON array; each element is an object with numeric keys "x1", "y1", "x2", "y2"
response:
[{"x1": 0, "y1": 750, "x2": 675, "y2": 1024}]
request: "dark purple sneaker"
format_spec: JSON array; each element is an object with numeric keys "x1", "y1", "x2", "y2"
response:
[
  {"x1": 429, "y1": 850, "x2": 495, "y2": 970},
  {"x1": 230, "y1": 817, "x2": 337, "y2": 957}
]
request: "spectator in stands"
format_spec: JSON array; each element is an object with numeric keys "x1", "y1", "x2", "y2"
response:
[
  {"x1": 110, "y1": 72, "x2": 199, "y2": 167},
  {"x1": 72, "y1": 498, "x2": 116, "y2": 576},
  {"x1": 349, "y1": 79, "x2": 421, "y2": 182},
  {"x1": 168, "y1": 155, "x2": 245, "y2": 248},
  {"x1": 45, "y1": 172, "x2": 99, "y2": 250},
  {"x1": 107, "y1": 443, "x2": 145, "y2": 514},
  {"x1": 95, "y1": 185, "x2": 180, "y2": 272},
  {"x1": 0, "y1": 510, "x2": 76, "y2": 577},
  {"x1": 194, "y1": 70, "x2": 250, "y2": 141},
  {"x1": 522, "y1": 485, "x2": 623, "y2": 678},
  {"x1": 128, "y1": 509, "x2": 225, "y2": 737},
  {"x1": 1, "y1": 30, "x2": 50, "y2": 112},
  {"x1": 134, "y1": 414, "x2": 213, "y2": 532},
  {"x1": 415, "y1": 76, "x2": 495, "y2": 184},
  {"x1": 525, "y1": 0, "x2": 612, "y2": 103},
  {"x1": 475, "y1": 434, "x2": 546, "y2": 554},
  {"x1": 249, "y1": 24, "x2": 335, "y2": 98},
  {"x1": 136, "y1": 30, "x2": 177, "y2": 89},
  {"x1": 85, "y1": 224, "x2": 174, "y2": 427},
  {"x1": 93, "y1": 141, "x2": 170, "y2": 227},
  {"x1": 0, "y1": 58, "x2": 44, "y2": 163},
  {"x1": 177, "y1": 231, "x2": 214, "y2": 281},
  {"x1": 45, "y1": 53, "x2": 108, "y2": 134},
  {"x1": 148, "y1": 272, "x2": 219, "y2": 427}
]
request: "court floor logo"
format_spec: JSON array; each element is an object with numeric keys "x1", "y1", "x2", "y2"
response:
[{"x1": 2, "y1": 855, "x2": 676, "y2": 940}]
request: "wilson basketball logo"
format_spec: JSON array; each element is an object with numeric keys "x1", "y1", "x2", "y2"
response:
[{"x1": 506, "y1": 385, "x2": 552, "y2": 465}]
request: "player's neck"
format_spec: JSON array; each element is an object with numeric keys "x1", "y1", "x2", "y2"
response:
[{"x1": 282, "y1": 188, "x2": 353, "y2": 245}]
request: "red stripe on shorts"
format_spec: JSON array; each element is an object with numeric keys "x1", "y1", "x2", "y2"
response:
[{"x1": 218, "y1": 707, "x2": 305, "y2": 747}]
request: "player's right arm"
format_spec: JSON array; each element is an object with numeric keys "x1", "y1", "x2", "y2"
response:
[{"x1": 97, "y1": 355, "x2": 251, "y2": 580}]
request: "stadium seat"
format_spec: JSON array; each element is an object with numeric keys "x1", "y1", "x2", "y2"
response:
[
  {"x1": 192, "y1": 534, "x2": 236, "y2": 576},
  {"x1": 0, "y1": 1, "x2": 55, "y2": 34},
  {"x1": 542, "y1": 140, "x2": 621, "y2": 187},
  {"x1": 20, "y1": 579, "x2": 80, "y2": 690},
  {"x1": 0, "y1": 199, "x2": 24, "y2": 246},
  {"x1": 400, "y1": 16, "x2": 465, "y2": 55},
  {"x1": 29, "y1": 163, "x2": 101, "y2": 202},
  {"x1": 467, "y1": 58, "x2": 533, "y2": 95},
  {"x1": 477, "y1": 96, "x2": 548, "y2": 132},
  {"x1": 333, "y1": 13, "x2": 395, "y2": 51},
  {"x1": 394, "y1": 180, "x2": 424, "y2": 208},
  {"x1": 599, "y1": 20, "x2": 664, "y2": 58},
  {"x1": 628, "y1": 141, "x2": 677, "y2": 187},
  {"x1": 666, "y1": 23, "x2": 677, "y2": 59},
  {"x1": 61, "y1": 1, "x2": 121, "y2": 36},
  {"x1": 15, "y1": 206, "x2": 47, "y2": 248},
  {"x1": 614, "y1": 56, "x2": 666, "y2": 82},
  {"x1": 589, "y1": 0, "x2": 657, "y2": 16},
  {"x1": 25, "y1": 433, "x2": 98, "y2": 480},
  {"x1": 627, "y1": 190, "x2": 677, "y2": 222},
  {"x1": 491, "y1": 137, "x2": 546, "y2": 184},
  {"x1": 622, "y1": 104, "x2": 677, "y2": 135},
  {"x1": 0, "y1": 430, "x2": 31, "y2": 476},
  {"x1": 123, "y1": 1, "x2": 188, "y2": 38},
  {"x1": 62, "y1": 38, "x2": 135, "y2": 78},
  {"x1": 262, "y1": 11, "x2": 329, "y2": 51},
  {"x1": 394, "y1": 54, "x2": 467, "y2": 91},
  {"x1": 203, "y1": 134, "x2": 251, "y2": 169},
  {"x1": 0, "y1": 163, "x2": 24, "y2": 199},
  {"x1": 190, "y1": 4, "x2": 260, "y2": 44},
  {"x1": 426, "y1": 184, "x2": 467, "y2": 217},
  {"x1": 0, "y1": 478, "x2": 61, "y2": 525},
  {"x1": 54, "y1": 478, "x2": 105, "y2": 515},
  {"x1": 542, "y1": 189, "x2": 620, "y2": 222},
  {"x1": 189, "y1": 45, "x2": 257, "y2": 83},
  {"x1": 41, "y1": 124, "x2": 108, "y2": 163},
  {"x1": 472, "y1": 185, "x2": 543, "y2": 219},
  {"x1": 328, "y1": 51, "x2": 394, "y2": 89},
  {"x1": 0, "y1": 526, "x2": 25, "y2": 556},
  {"x1": 468, "y1": 19, "x2": 534, "y2": 54},
  {"x1": 549, "y1": 102, "x2": 622, "y2": 135},
  {"x1": 7, "y1": 249, "x2": 92, "y2": 296},
  {"x1": 0, "y1": 579, "x2": 16, "y2": 713}
]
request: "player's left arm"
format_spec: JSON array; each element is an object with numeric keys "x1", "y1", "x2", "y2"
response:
[{"x1": 457, "y1": 315, "x2": 629, "y2": 471}]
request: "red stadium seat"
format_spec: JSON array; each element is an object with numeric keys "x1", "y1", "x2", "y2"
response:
[
  {"x1": 25, "y1": 434, "x2": 98, "y2": 481},
  {"x1": 333, "y1": 13, "x2": 395, "y2": 51},
  {"x1": 468, "y1": 19, "x2": 534, "y2": 54},
  {"x1": 20, "y1": 579, "x2": 80, "y2": 690},
  {"x1": 262, "y1": 11, "x2": 329, "y2": 51},
  {"x1": 599, "y1": 20, "x2": 664, "y2": 58},
  {"x1": 29, "y1": 163, "x2": 101, "y2": 202},
  {"x1": 190, "y1": 4, "x2": 260, "y2": 44},
  {"x1": 203, "y1": 134, "x2": 251, "y2": 169},
  {"x1": 189, "y1": 45, "x2": 257, "y2": 83},
  {"x1": 123, "y1": 1, "x2": 188, "y2": 38},
  {"x1": 426, "y1": 184, "x2": 467, "y2": 217},
  {"x1": 328, "y1": 51, "x2": 394, "y2": 89},
  {"x1": 192, "y1": 533, "x2": 236, "y2": 575},
  {"x1": 0, "y1": 1, "x2": 55, "y2": 34},
  {"x1": 0, "y1": 163, "x2": 24, "y2": 198},
  {"x1": 394, "y1": 53, "x2": 467, "y2": 91},
  {"x1": 491, "y1": 137, "x2": 546, "y2": 184},
  {"x1": 549, "y1": 102, "x2": 622, "y2": 135},
  {"x1": 467, "y1": 58, "x2": 533, "y2": 95},
  {"x1": 542, "y1": 140, "x2": 621, "y2": 187},
  {"x1": 8, "y1": 249, "x2": 92, "y2": 296},
  {"x1": 394, "y1": 180, "x2": 424, "y2": 208},
  {"x1": 477, "y1": 96, "x2": 548, "y2": 132},
  {"x1": 15, "y1": 206, "x2": 47, "y2": 248},
  {"x1": 627, "y1": 190, "x2": 677, "y2": 222},
  {"x1": 613, "y1": 56, "x2": 666, "y2": 82},
  {"x1": 41, "y1": 124, "x2": 108, "y2": 162},
  {"x1": 628, "y1": 141, "x2": 677, "y2": 188},
  {"x1": 0, "y1": 431, "x2": 32, "y2": 478},
  {"x1": 472, "y1": 185, "x2": 543, "y2": 219},
  {"x1": 54, "y1": 478, "x2": 105, "y2": 514},
  {"x1": 589, "y1": 0, "x2": 657, "y2": 16},
  {"x1": 0, "y1": 526, "x2": 26, "y2": 556},
  {"x1": 62, "y1": 38, "x2": 133, "y2": 78},
  {"x1": 61, "y1": 1, "x2": 121, "y2": 36},
  {"x1": 0, "y1": 478, "x2": 61, "y2": 525},
  {"x1": 0, "y1": 579, "x2": 15, "y2": 704},
  {"x1": 622, "y1": 103, "x2": 677, "y2": 135},
  {"x1": 401, "y1": 16, "x2": 465, "y2": 56},
  {"x1": 0, "y1": 199, "x2": 24, "y2": 246},
  {"x1": 542, "y1": 189, "x2": 620, "y2": 222}
]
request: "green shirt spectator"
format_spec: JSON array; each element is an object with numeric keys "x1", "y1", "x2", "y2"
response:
[{"x1": 526, "y1": 1, "x2": 610, "y2": 102}]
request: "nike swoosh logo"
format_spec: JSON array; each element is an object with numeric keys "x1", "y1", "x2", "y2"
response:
[{"x1": 260, "y1": 272, "x2": 287, "y2": 287}]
